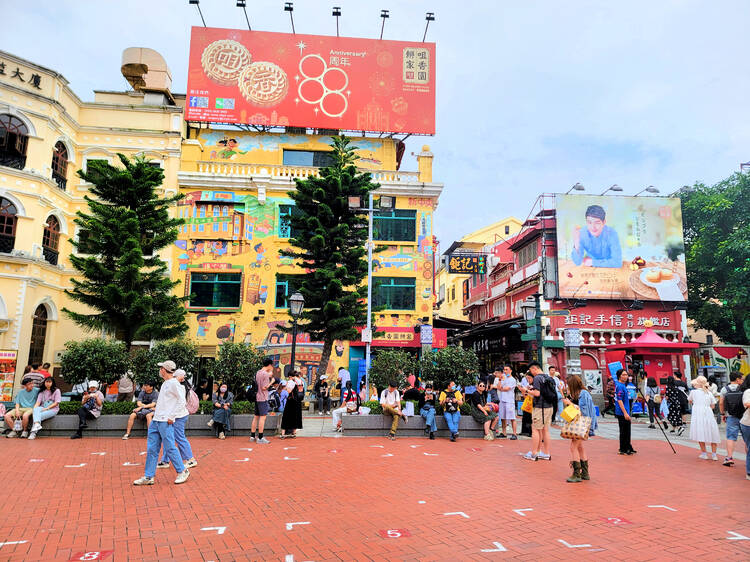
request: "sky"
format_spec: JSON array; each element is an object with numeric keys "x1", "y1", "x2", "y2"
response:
[{"x1": 4, "y1": 0, "x2": 750, "y2": 246}]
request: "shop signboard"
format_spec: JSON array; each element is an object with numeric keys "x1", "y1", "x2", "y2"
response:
[
  {"x1": 447, "y1": 254, "x2": 486, "y2": 274},
  {"x1": 186, "y1": 27, "x2": 436, "y2": 134},
  {"x1": 0, "y1": 350, "x2": 18, "y2": 401},
  {"x1": 556, "y1": 195, "x2": 687, "y2": 301}
]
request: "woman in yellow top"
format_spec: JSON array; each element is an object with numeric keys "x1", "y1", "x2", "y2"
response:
[{"x1": 439, "y1": 381, "x2": 463, "y2": 442}]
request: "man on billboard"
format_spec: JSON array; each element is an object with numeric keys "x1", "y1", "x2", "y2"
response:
[{"x1": 571, "y1": 205, "x2": 622, "y2": 268}]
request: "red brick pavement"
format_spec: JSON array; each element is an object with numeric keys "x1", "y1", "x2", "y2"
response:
[{"x1": 0, "y1": 434, "x2": 748, "y2": 561}]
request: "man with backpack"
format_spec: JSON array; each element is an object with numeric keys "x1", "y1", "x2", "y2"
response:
[
  {"x1": 719, "y1": 371, "x2": 746, "y2": 467},
  {"x1": 523, "y1": 361, "x2": 556, "y2": 461}
]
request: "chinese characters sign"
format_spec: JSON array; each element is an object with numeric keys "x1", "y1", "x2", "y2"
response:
[
  {"x1": 563, "y1": 312, "x2": 673, "y2": 329},
  {"x1": 186, "y1": 28, "x2": 435, "y2": 134},
  {"x1": 0, "y1": 61, "x2": 42, "y2": 89},
  {"x1": 447, "y1": 254, "x2": 486, "y2": 274}
]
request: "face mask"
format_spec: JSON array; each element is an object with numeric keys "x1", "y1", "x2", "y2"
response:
[{"x1": 220, "y1": 386, "x2": 228, "y2": 393}]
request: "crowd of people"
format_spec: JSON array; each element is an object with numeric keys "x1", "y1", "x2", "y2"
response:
[{"x1": 4, "y1": 358, "x2": 750, "y2": 484}]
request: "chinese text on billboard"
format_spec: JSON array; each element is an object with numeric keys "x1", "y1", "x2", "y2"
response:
[{"x1": 447, "y1": 254, "x2": 486, "y2": 274}]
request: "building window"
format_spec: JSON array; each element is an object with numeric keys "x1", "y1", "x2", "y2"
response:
[
  {"x1": 51, "y1": 141, "x2": 68, "y2": 190},
  {"x1": 279, "y1": 204, "x2": 304, "y2": 239},
  {"x1": 516, "y1": 242, "x2": 538, "y2": 268},
  {"x1": 283, "y1": 149, "x2": 335, "y2": 168},
  {"x1": 451, "y1": 285, "x2": 456, "y2": 302},
  {"x1": 28, "y1": 305, "x2": 48, "y2": 366},
  {"x1": 189, "y1": 272, "x2": 242, "y2": 309},
  {"x1": 275, "y1": 274, "x2": 304, "y2": 308},
  {"x1": 373, "y1": 209, "x2": 416, "y2": 242},
  {"x1": 0, "y1": 114, "x2": 29, "y2": 170},
  {"x1": 0, "y1": 197, "x2": 17, "y2": 253},
  {"x1": 373, "y1": 276, "x2": 416, "y2": 310},
  {"x1": 42, "y1": 216, "x2": 60, "y2": 265},
  {"x1": 505, "y1": 225, "x2": 510, "y2": 235}
]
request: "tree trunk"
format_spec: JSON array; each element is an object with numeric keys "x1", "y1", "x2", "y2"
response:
[{"x1": 317, "y1": 337, "x2": 334, "y2": 385}]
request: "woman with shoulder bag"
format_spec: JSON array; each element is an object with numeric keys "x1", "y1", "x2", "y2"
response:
[
  {"x1": 561, "y1": 374, "x2": 597, "y2": 483},
  {"x1": 280, "y1": 371, "x2": 304, "y2": 438},
  {"x1": 644, "y1": 377, "x2": 661, "y2": 429}
]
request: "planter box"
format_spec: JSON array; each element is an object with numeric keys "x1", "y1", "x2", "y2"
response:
[
  {"x1": 34, "y1": 414, "x2": 278, "y2": 438},
  {"x1": 341, "y1": 413, "x2": 485, "y2": 438}
]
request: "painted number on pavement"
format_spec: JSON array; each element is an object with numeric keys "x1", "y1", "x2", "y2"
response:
[
  {"x1": 379, "y1": 529, "x2": 411, "y2": 539},
  {"x1": 69, "y1": 551, "x2": 114, "y2": 561},
  {"x1": 602, "y1": 517, "x2": 631, "y2": 525}
]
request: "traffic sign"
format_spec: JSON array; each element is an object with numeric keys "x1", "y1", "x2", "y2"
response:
[
  {"x1": 521, "y1": 334, "x2": 536, "y2": 341},
  {"x1": 540, "y1": 310, "x2": 570, "y2": 317}
]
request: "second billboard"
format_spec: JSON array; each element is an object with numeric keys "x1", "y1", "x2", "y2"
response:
[
  {"x1": 186, "y1": 27, "x2": 435, "y2": 134},
  {"x1": 556, "y1": 195, "x2": 687, "y2": 301}
]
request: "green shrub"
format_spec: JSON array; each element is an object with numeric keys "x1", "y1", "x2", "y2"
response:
[
  {"x1": 102, "y1": 401, "x2": 137, "y2": 415},
  {"x1": 198, "y1": 400, "x2": 255, "y2": 415},
  {"x1": 211, "y1": 342, "x2": 265, "y2": 395},
  {"x1": 58, "y1": 401, "x2": 81, "y2": 415},
  {"x1": 368, "y1": 350, "x2": 416, "y2": 391},
  {"x1": 60, "y1": 338, "x2": 129, "y2": 386},
  {"x1": 418, "y1": 346, "x2": 479, "y2": 390},
  {"x1": 363, "y1": 400, "x2": 382, "y2": 414}
]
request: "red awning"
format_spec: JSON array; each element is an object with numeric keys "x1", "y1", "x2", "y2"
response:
[
  {"x1": 713, "y1": 346, "x2": 743, "y2": 359},
  {"x1": 607, "y1": 327, "x2": 699, "y2": 352}
]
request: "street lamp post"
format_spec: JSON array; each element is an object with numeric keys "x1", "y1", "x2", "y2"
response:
[
  {"x1": 288, "y1": 292, "x2": 305, "y2": 377},
  {"x1": 521, "y1": 293, "x2": 543, "y2": 366}
]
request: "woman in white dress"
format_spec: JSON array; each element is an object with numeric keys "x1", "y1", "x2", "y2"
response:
[{"x1": 688, "y1": 375, "x2": 721, "y2": 461}]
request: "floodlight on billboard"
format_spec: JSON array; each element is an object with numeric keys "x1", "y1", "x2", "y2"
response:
[
  {"x1": 185, "y1": 27, "x2": 436, "y2": 134},
  {"x1": 555, "y1": 195, "x2": 687, "y2": 301}
]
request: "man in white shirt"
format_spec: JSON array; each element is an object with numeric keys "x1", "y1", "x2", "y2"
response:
[
  {"x1": 380, "y1": 380, "x2": 406, "y2": 440},
  {"x1": 337, "y1": 367, "x2": 351, "y2": 405},
  {"x1": 499, "y1": 365, "x2": 519, "y2": 440},
  {"x1": 134, "y1": 361, "x2": 190, "y2": 485}
]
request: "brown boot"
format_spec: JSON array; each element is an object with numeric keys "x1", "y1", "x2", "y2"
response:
[
  {"x1": 566, "y1": 461, "x2": 582, "y2": 483},
  {"x1": 580, "y1": 460, "x2": 590, "y2": 480}
]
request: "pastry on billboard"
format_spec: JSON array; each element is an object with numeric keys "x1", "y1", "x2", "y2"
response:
[
  {"x1": 201, "y1": 39, "x2": 252, "y2": 86},
  {"x1": 238, "y1": 61, "x2": 289, "y2": 107}
]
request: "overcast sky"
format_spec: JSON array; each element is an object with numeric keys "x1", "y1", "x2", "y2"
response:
[{"x1": 5, "y1": 0, "x2": 750, "y2": 245}]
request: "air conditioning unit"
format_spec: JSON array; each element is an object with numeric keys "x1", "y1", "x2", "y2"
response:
[{"x1": 488, "y1": 255, "x2": 500, "y2": 268}]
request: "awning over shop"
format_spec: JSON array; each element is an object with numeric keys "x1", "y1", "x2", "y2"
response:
[{"x1": 607, "y1": 327, "x2": 699, "y2": 353}]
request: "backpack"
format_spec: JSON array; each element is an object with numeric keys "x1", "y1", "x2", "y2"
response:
[
  {"x1": 186, "y1": 389, "x2": 200, "y2": 414},
  {"x1": 246, "y1": 378, "x2": 259, "y2": 401},
  {"x1": 724, "y1": 386, "x2": 745, "y2": 419},
  {"x1": 539, "y1": 375, "x2": 558, "y2": 406},
  {"x1": 268, "y1": 389, "x2": 281, "y2": 412}
]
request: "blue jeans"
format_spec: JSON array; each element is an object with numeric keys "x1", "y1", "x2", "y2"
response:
[
  {"x1": 145, "y1": 421, "x2": 185, "y2": 478},
  {"x1": 32, "y1": 407, "x2": 57, "y2": 424},
  {"x1": 444, "y1": 411, "x2": 461, "y2": 435},
  {"x1": 740, "y1": 423, "x2": 750, "y2": 476},
  {"x1": 420, "y1": 405, "x2": 437, "y2": 432},
  {"x1": 159, "y1": 416, "x2": 193, "y2": 463}
]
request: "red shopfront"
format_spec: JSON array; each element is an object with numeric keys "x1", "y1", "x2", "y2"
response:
[{"x1": 547, "y1": 301, "x2": 687, "y2": 394}]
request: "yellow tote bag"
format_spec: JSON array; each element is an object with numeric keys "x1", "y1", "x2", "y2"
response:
[
  {"x1": 521, "y1": 396, "x2": 533, "y2": 413},
  {"x1": 560, "y1": 404, "x2": 580, "y2": 423}
]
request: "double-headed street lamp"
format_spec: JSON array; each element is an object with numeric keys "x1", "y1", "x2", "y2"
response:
[{"x1": 288, "y1": 292, "x2": 305, "y2": 377}]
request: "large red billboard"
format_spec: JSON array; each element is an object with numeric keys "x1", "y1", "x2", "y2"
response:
[{"x1": 185, "y1": 27, "x2": 436, "y2": 134}]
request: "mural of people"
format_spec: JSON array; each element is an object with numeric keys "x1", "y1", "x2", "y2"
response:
[
  {"x1": 196, "y1": 313, "x2": 211, "y2": 338},
  {"x1": 253, "y1": 243, "x2": 266, "y2": 267},
  {"x1": 335, "y1": 340, "x2": 345, "y2": 357},
  {"x1": 216, "y1": 324, "x2": 234, "y2": 343}
]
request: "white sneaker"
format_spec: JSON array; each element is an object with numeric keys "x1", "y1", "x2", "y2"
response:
[
  {"x1": 218, "y1": 432, "x2": 225, "y2": 440},
  {"x1": 185, "y1": 459, "x2": 198, "y2": 469},
  {"x1": 20, "y1": 431, "x2": 28, "y2": 438},
  {"x1": 249, "y1": 436, "x2": 256, "y2": 442},
  {"x1": 711, "y1": 453, "x2": 718, "y2": 461},
  {"x1": 699, "y1": 452, "x2": 708, "y2": 460},
  {"x1": 122, "y1": 434, "x2": 129, "y2": 440},
  {"x1": 206, "y1": 419, "x2": 214, "y2": 427},
  {"x1": 522, "y1": 451, "x2": 537, "y2": 461},
  {"x1": 6, "y1": 431, "x2": 17, "y2": 438},
  {"x1": 28, "y1": 431, "x2": 37, "y2": 440},
  {"x1": 174, "y1": 469, "x2": 190, "y2": 484},
  {"x1": 31, "y1": 422, "x2": 42, "y2": 432},
  {"x1": 133, "y1": 476, "x2": 154, "y2": 486},
  {"x1": 537, "y1": 453, "x2": 552, "y2": 461},
  {"x1": 257, "y1": 437, "x2": 270, "y2": 444}
]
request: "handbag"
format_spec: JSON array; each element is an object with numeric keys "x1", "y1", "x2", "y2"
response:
[
  {"x1": 653, "y1": 393, "x2": 662, "y2": 404},
  {"x1": 560, "y1": 414, "x2": 592, "y2": 440},
  {"x1": 521, "y1": 395, "x2": 533, "y2": 413},
  {"x1": 560, "y1": 404, "x2": 579, "y2": 423},
  {"x1": 13, "y1": 417, "x2": 22, "y2": 432}
]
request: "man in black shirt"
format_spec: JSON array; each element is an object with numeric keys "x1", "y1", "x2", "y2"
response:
[
  {"x1": 314, "y1": 375, "x2": 331, "y2": 415},
  {"x1": 523, "y1": 361, "x2": 554, "y2": 461},
  {"x1": 418, "y1": 383, "x2": 436, "y2": 439},
  {"x1": 469, "y1": 381, "x2": 499, "y2": 440}
]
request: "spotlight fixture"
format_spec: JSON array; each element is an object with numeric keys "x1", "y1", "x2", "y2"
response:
[
  {"x1": 284, "y1": 2, "x2": 296, "y2": 34},
  {"x1": 237, "y1": 0, "x2": 251, "y2": 30},
  {"x1": 634, "y1": 185, "x2": 660, "y2": 196},
  {"x1": 188, "y1": 0, "x2": 206, "y2": 27},
  {"x1": 565, "y1": 182, "x2": 585, "y2": 194},
  {"x1": 600, "y1": 184, "x2": 623, "y2": 195},
  {"x1": 380, "y1": 9, "x2": 390, "y2": 40},
  {"x1": 333, "y1": 6, "x2": 341, "y2": 36},
  {"x1": 423, "y1": 12, "x2": 435, "y2": 42}
]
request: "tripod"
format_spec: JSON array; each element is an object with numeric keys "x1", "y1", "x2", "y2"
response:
[{"x1": 637, "y1": 387, "x2": 677, "y2": 454}]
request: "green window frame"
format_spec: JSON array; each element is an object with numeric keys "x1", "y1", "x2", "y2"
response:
[
  {"x1": 373, "y1": 209, "x2": 416, "y2": 242},
  {"x1": 189, "y1": 272, "x2": 242, "y2": 309},
  {"x1": 278, "y1": 204, "x2": 303, "y2": 239},
  {"x1": 372, "y1": 276, "x2": 416, "y2": 310},
  {"x1": 275, "y1": 273, "x2": 304, "y2": 309}
]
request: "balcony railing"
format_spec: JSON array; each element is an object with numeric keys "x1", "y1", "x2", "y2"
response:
[
  {"x1": 52, "y1": 172, "x2": 67, "y2": 191},
  {"x1": 192, "y1": 161, "x2": 420, "y2": 183},
  {"x1": 42, "y1": 247, "x2": 59, "y2": 266},
  {"x1": 0, "y1": 234, "x2": 14, "y2": 253},
  {"x1": 0, "y1": 154, "x2": 26, "y2": 170}
]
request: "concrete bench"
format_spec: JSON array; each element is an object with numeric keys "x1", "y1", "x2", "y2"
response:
[
  {"x1": 341, "y1": 413, "x2": 485, "y2": 438},
  {"x1": 29, "y1": 414, "x2": 279, "y2": 437}
]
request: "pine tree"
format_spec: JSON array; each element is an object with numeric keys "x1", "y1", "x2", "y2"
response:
[
  {"x1": 281, "y1": 136, "x2": 379, "y2": 377},
  {"x1": 63, "y1": 154, "x2": 188, "y2": 350}
]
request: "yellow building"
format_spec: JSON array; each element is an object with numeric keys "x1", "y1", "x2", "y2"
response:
[
  {"x1": 434, "y1": 217, "x2": 523, "y2": 323},
  {"x1": 0, "y1": 48, "x2": 183, "y2": 397},
  {"x1": 175, "y1": 132, "x2": 443, "y2": 382}
]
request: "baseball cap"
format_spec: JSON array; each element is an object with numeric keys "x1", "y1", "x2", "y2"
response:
[
  {"x1": 174, "y1": 369, "x2": 186, "y2": 379},
  {"x1": 320, "y1": 375, "x2": 327, "y2": 380},
  {"x1": 157, "y1": 360, "x2": 177, "y2": 373}
]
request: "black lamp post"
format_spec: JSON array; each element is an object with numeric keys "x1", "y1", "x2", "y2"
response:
[{"x1": 288, "y1": 292, "x2": 305, "y2": 377}]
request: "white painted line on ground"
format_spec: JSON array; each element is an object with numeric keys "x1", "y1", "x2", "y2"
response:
[
  {"x1": 726, "y1": 531, "x2": 750, "y2": 540},
  {"x1": 122, "y1": 462, "x2": 140, "y2": 466},
  {"x1": 234, "y1": 458, "x2": 250, "y2": 462},
  {"x1": 647, "y1": 505, "x2": 677, "y2": 511},
  {"x1": 90, "y1": 452, "x2": 106, "y2": 456},
  {"x1": 370, "y1": 445, "x2": 384, "y2": 448},
  {"x1": 284, "y1": 456, "x2": 299, "y2": 460},
  {"x1": 409, "y1": 445, "x2": 422, "y2": 448},
  {"x1": 513, "y1": 508, "x2": 533, "y2": 517},
  {"x1": 444, "y1": 512, "x2": 470, "y2": 519},
  {"x1": 28, "y1": 459, "x2": 44, "y2": 463},
  {"x1": 239, "y1": 448, "x2": 253, "y2": 451},
  {"x1": 64, "y1": 463, "x2": 87, "y2": 468},
  {"x1": 0, "y1": 540, "x2": 28, "y2": 548},
  {"x1": 418, "y1": 501, "x2": 426, "y2": 504},
  {"x1": 139, "y1": 451, "x2": 147, "y2": 455},
  {"x1": 381, "y1": 453, "x2": 394, "y2": 457},
  {"x1": 286, "y1": 521, "x2": 310, "y2": 531},
  {"x1": 201, "y1": 526, "x2": 226, "y2": 535},
  {"x1": 558, "y1": 539, "x2": 592, "y2": 548},
  {"x1": 481, "y1": 541, "x2": 507, "y2": 553},
  {"x1": 423, "y1": 452, "x2": 438, "y2": 456},
  {"x1": 283, "y1": 446, "x2": 297, "y2": 450}
]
